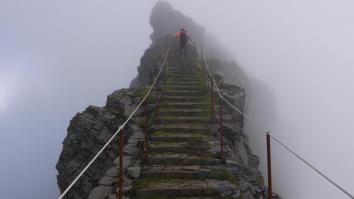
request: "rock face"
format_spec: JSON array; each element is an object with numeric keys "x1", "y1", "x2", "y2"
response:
[
  {"x1": 207, "y1": 58, "x2": 250, "y2": 89},
  {"x1": 129, "y1": 36, "x2": 172, "y2": 88},
  {"x1": 79, "y1": 43, "x2": 263, "y2": 199},
  {"x1": 57, "y1": 1, "x2": 267, "y2": 199},
  {"x1": 56, "y1": 89, "x2": 145, "y2": 199},
  {"x1": 150, "y1": 1, "x2": 205, "y2": 45}
]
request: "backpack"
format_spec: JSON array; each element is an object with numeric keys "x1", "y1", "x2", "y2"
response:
[{"x1": 180, "y1": 31, "x2": 188, "y2": 43}]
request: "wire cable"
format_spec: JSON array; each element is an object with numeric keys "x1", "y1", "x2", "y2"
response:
[
  {"x1": 270, "y1": 135, "x2": 354, "y2": 199},
  {"x1": 202, "y1": 58, "x2": 268, "y2": 133},
  {"x1": 58, "y1": 43, "x2": 172, "y2": 199},
  {"x1": 200, "y1": 46, "x2": 354, "y2": 199}
]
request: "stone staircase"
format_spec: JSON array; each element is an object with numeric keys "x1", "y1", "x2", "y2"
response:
[{"x1": 129, "y1": 65, "x2": 239, "y2": 199}]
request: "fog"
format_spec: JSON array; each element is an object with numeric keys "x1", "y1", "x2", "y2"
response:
[{"x1": 1, "y1": 0, "x2": 354, "y2": 198}]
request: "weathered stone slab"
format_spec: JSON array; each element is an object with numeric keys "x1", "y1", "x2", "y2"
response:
[
  {"x1": 88, "y1": 186, "x2": 111, "y2": 199},
  {"x1": 99, "y1": 176, "x2": 115, "y2": 186},
  {"x1": 127, "y1": 166, "x2": 141, "y2": 179},
  {"x1": 105, "y1": 166, "x2": 119, "y2": 177}
]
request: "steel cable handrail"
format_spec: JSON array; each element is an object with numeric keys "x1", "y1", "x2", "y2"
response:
[
  {"x1": 270, "y1": 135, "x2": 354, "y2": 198},
  {"x1": 58, "y1": 42, "x2": 172, "y2": 199},
  {"x1": 202, "y1": 58, "x2": 268, "y2": 133},
  {"x1": 199, "y1": 46, "x2": 354, "y2": 199}
]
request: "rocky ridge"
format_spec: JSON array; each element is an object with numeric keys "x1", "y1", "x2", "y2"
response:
[
  {"x1": 83, "y1": 39, "x2": 264, "y2": 199},
  {"x1": 57, "y1": 1, "x2": 269, "y2": 199}
]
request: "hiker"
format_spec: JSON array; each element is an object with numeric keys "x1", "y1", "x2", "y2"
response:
[
  {"x1": 176, "y1": 28, "x2": 195, "y2": 67},
  {"x1": 176, "y1": 28, "x2": 192, "y2": 48}
]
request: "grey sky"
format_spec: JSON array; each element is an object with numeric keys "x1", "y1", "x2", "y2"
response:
[{"x1": 1, "y1": 0, "x2": 354, "y2": 198}]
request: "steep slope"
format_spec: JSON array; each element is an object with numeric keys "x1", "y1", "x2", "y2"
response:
[
  {"x1": 83, "y1": 43, "x2": 263, "y2": 199},
  {"x1": 56, "y1": 36, "x2": 173, "y2": 199},
  {"x1": 57, "y1": 2, "x2": 263, "y2": 199},
  {"x1": 56, "y1": 89, "x2": 139, "y2": 199}
]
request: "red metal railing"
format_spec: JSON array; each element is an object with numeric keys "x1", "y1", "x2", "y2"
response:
[
  {"x1": 266, "y1": 133, "x2": 273, "y2": 199},
  {"x1": 118, "y1": 44, "x2": 354, "y2": 199},
  {"x1": 143, "y1": 101, "x2": 150, "y2": 161},
  {"x1": 118, "y1": 129, "x2": 124, "y2": 199},
  {"x1": 219, "y1": 99, "x2": 224, "y2": 160},
  {"x1": 210, "y1": 76, "x2": 215, "y2": 119},
  {"x1": 155, "y1": 85, "x2": 161, "y2": 124},
  {"x1": 117, "y1": 44, "x2": 354, "y2": 199},
  {"x1": 202, "y1": 56, "x2": 272, "y2": 198}
]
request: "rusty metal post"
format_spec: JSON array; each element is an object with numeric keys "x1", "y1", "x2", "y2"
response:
[
  {"x1": 219, "y1": 98, "x2": 224, "y2": 159},
  {"x1": 203, "y1": 64, "x2": 206, "y2": 82},
  {"x1": 165, "y1": 60, "x2": 169, "y2": 77},
  {"x1": 117, "y1": 129, "x2": 124, "y2": 199},
  {"x1": 210, "y1": 77, "x2": 215, "y2": 118},
  {"x1": 201, "y1": 54, "x2": 206, "y2": 82},
  {"x1": 266, "y1": 133, "x2": 273, "y2": 199},
  {"x1": 143, "y1": 101, "x2": 149, "y2": 160},
  {"x1": 155, "y1": 86, "x2": 161, "y2": 124}
]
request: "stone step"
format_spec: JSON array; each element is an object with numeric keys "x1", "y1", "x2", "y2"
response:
[
  {"x1": 168, "y1": 74, "x2": 200, "y2": 78},
  {"x1": 147, "y1": 153, "x2": 222, "y2": 166},
  {"x1": 135, "y1": 179, "x2": 236, "y2": 198},
  {"x1": 168, "y1": 77, "x2": 199, "y2": 82},
  {"x1": 168, "y1": 71, "x2": 199, "y2": 75},
  {"x1": 168, "y1": 76, "x2": 200, "y2": 81},
  {"x1": 142, "y1": 165, "x2": 231, "y2": 181},
  {"x1": 152, "y1": 124, "x2": 209, "y2": 134},
  {"x1": 151, "y1": 132, "x2": 209, "y2": 142},
  {"x1": 161, "y1": 96, "x2": 205, "y2": 103},
  {"x1": 168, "y1": 66, "x2": 200, "y2": 70},
  {"x1": 159, "y1": 109, "x2": 209, "y2": 117},
  {"x1": 168, "y1": 73, "x2": 201, "y2": 78},
  {"x1": 168, "y1": 67, "x2": 200, "y2": 72},
  {"x1": 164, "y1": 90, "x2": 205, "y2": 97},
  {"x1": 168, "y1": 85, "x2": 202, "y2": 91},
  {"x1": 162, "y1": 102, "x2": 209, "y2": 109},
  {"x1": 150, "y1": 142, "x2": 208, "y2": 154},
  {"x1": 167, "y1": 81, "x2": 201, "y2": 86},
  {"x1": 158, "y1": 116, "x2": 209, "y2": 124},
  {"x1": 168, "y1": 73, "x2": 200, "y2": 77}
]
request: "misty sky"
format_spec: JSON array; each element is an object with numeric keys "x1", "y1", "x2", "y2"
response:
[{"x1": 1, "y1": 0, "x2": 354, "y2": 199}]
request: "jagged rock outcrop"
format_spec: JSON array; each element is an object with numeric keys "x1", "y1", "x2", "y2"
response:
[
  {"x1": 130, "y1": 36, "x2": 172, "y2": 88},
  {"x1": 82, "y1": 43, "x2": 263, "y2": 199},
  {"x1": 207, "y1": 58, "x2": 249, "y2": 89},
  {"x1": 56, "y1": 88, "x2": 146, "y2": 199},
  {"x1": 150, "y1": 1, "x2": 205, "y2": 45}
]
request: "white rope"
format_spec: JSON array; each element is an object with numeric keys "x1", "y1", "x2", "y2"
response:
[{"x1": 59, "y1": 43, "x2": 172, "y2": 199}]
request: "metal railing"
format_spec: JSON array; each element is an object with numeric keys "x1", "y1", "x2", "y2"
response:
[
  {"x1": 59, "y1": 39, "x2": 353, "y2": 199},
  {"x1": 199, "y1": 46, "x2": 354, "y2": 199}
]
